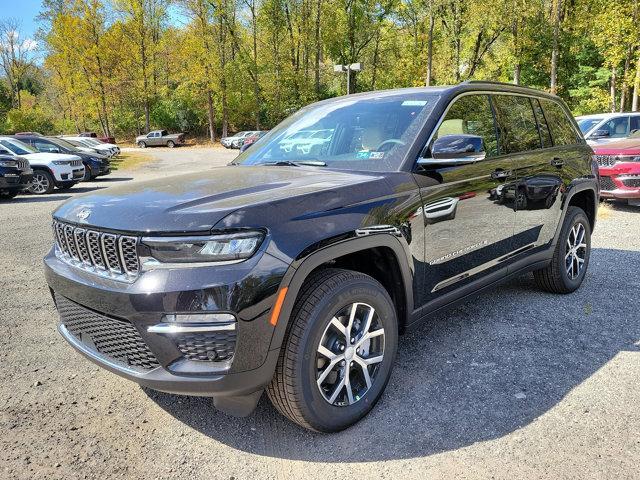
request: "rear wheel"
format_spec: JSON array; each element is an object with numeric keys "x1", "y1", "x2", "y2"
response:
[
  {"x1": 167, "y1": 140, "x2": 175, "y2": 148},
  {"x1": 28, "y1": 170, "x2": 55, "y2": 195},
  {"x1": 534, "y1": 206, "x2": 591, "y2": 293},
  {"x1": 138, "y1": 141, "x2": 147, "y2": 148},
  {"x1": 267, "y1": 268, "x2": 398, "y2": 432}
]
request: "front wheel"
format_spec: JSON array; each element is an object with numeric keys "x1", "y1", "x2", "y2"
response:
[
  {"x1": 28, "y1": 170, "x2": 55, "y2": 195},
  {"x1": 533, "y1": 206, "x2": 591, "y2": 293},
  {"x1": 267, "y1": 268, "x2": 398, "y2": 432},
  {"x1": 138, "y1": 141, "x2": 147, "y2": 148}
]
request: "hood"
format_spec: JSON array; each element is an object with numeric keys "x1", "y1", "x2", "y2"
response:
[
  {"x1": 53, "y1": 165, "x2": 388, "y2": 233},
  {"x1": 592, "y1": 137, "x2": 640, "y2": 155},
  {"x1": 73, "y1": 151, "x2": 108, "y2": 161},
  {"x1": 23, "y1": 152, "x2": 81, "y2": 163}
]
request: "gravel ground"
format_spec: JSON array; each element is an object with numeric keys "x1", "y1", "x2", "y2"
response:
[{"x1": 1, "y1": 147, "x2": 639, "y2": 479}]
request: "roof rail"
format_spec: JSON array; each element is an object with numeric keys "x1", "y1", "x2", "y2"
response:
[{"x1": 462, "y1": 80, "x2": 551, "y2": 92}]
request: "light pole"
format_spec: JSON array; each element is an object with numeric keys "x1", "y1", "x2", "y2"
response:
[{"x1": 334, "y1": 63, "x2": 362, "y2": 95}]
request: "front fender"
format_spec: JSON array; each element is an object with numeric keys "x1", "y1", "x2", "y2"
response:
[{"x1": 267, "y1": 233, "x2": 414, "y2": 352}]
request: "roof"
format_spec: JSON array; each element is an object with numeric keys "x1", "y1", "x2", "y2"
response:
[{"x1": 577, "y1": 112, "x2": 640, "y2": 119}]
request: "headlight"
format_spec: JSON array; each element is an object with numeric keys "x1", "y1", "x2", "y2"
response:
[
  {"x1": 52, "y1": 160, "x2": 69, "y2": 165},
  {"x1": 141, "y1": 231, "x2": 265, "y2": 264},
  {"x1": 0, "y1": 160, "x2": 16, "y2": 167}
]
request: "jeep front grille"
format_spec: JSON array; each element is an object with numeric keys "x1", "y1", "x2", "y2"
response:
[
  {"x1": 16, "y1": 159, "x2": 30, "y2": 170},
  {"x1": 70, "y1": 159, "x2": 83, "y2": 167},
  {"x1": 56, "y1": 294, "x2": 159, "y2": 371},
  {"x1": 53, "y1": 220, "x2": 140, "y2": 280},
  {"x1": 594, "y1": 155, "x2": 617, "y2": 167},
  {"x1": 599, "y1": 176, "x2": 617, "y2": 191}
]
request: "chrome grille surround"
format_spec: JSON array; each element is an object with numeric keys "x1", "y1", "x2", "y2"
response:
[
  {"x1": 53, "y1": 220, "x2": 140, "y2": 281},
  {"x1": 594, "y1": 155, "x2": 618, "y2": 167}
]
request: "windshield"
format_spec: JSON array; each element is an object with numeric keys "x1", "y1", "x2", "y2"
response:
[
  {"x1": 0, "y1": 138, "x2": 37, "y2": 155},
  {"x1": 235, "y1": 93, "x2": 439, "y2": 171},
  {"x1": 49, "y1": 138, "x2": 80, "y2": 151},
  {"x1": 577, "y1": 118, "x2": 604, "y2": 134}
]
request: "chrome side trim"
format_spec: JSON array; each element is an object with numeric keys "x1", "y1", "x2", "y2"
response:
[
  {"x1": 147, "y1": 322, "x2": 237, "y2": 334},
  {"x1": 58, "y1": 324, "x2": 148, "y2": 377}
]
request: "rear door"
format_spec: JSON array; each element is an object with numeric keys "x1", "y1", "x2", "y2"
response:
[
  {"x1": 491, "y1": 94, "x2": 563, "y2": 256},
  {"x1": 507, "y1": 97, "x2": 581, "y2": 255},
  {"x1": 414, "y1": 93, "x2": 517, "y2": 305}
]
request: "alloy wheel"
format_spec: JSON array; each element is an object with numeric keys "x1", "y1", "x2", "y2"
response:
[
  {"x1": 565, "y1": 222, "x2": 587, "y2": 280},
  {"x1": 315, "y1": 302, "x2": 385, "y2": 406},
  {"x1": 30, "y1": 173, "x2": 50, "y2": 194}
]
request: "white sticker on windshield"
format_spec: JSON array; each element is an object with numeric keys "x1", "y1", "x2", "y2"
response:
[
  {"x1": 369, "y1": 151, "x2": 385, "y2": 159},
  {"x1": 402, "y1": 100, "x2": 427, "y2": 106}
]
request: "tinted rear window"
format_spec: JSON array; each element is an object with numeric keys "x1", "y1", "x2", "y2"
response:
[
  {"x1": 541, "y1": 100, "x2": 579, "y2": 146},
  {"x1": 491, "y1": 95, "x2": 541, "y2": 154}
]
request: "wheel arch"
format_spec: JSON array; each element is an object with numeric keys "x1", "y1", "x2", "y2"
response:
[{"x1": 268, "y1": 234, "x2": 414, "y2": 351}]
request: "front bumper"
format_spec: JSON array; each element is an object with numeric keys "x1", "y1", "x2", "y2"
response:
[
  {"x1": 0, "y1": 171, "x2": 33, "y2": 190},
  {"x1": 599, "y1": 163, "x2": 640, "y2": 199},
  {"x1": 44, "y1": 248, "x2": 288, "y2": 402}
]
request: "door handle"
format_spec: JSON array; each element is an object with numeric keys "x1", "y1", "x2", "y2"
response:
[
  {"x1": 491, "y1": 169, "x2": 512, "y2": 180},
  {"x1": 550, "y1": 157, "x2": 565, "y2": 168}
]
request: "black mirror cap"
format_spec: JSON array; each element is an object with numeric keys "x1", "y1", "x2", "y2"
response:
[{"x1": 432, "y1": 134, "x2": 485, "y2": 159}]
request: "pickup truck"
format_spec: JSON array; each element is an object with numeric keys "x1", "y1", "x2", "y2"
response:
[{"x1": 136, "y1": 130, "x2": 185, "y2": 148}]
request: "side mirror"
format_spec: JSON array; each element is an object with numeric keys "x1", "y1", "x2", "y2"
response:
[
  {"x1": 590, "y1": 129, "x2": 610, "y2": 139},
  {"x1": 418, "y1": 134, "x2": 486, "y2": 168}
]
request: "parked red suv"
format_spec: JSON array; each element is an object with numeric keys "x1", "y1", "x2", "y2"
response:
[{"x1": 592, "y1": 136, "x2": 640, "y2": 206}]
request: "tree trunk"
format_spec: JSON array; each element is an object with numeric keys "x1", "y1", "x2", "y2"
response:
[
  {"x1": 314, "y1": 0, "x2": 322, "y2": 96},
  {"x1": 513, "y1": 19, "x2": 521, "y2": 85},
  {"x1": 620, "y1": 49, "x2": 632, "y2": 112},
  {"x1": 610, "y1": 66, "x2": 617, "y2": 113},
  {"x1": 550, "y1": 0, "x2": 562, "y2": 94},
  {"x1": 207, "y1": 89, "x2": 216, "y2": 142},
  {"x1": 633, "y1": 54, "x2": 640, "y2": 112},
  {"x1": 426, "y1": 8, "x2": 434, "y2": 86}
]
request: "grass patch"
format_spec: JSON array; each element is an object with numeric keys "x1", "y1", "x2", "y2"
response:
[{"x1": 109, "y1": 152, "x2": 154, "y2": 172}]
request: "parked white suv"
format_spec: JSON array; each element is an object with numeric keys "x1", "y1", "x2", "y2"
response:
[
  {"x1": 0, "y1": 137, "x2": 85, "y2": 194},
  {"x1": 62, "y1": 136, "x2": 119, "y2": 157},
  {"x1": 576, "y1": 112, "x2": 640, "y2": 145}
]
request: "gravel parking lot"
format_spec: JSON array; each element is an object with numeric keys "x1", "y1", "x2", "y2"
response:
[{"x1": 1, "y1": 146, "x2": 638, "y2": 479}]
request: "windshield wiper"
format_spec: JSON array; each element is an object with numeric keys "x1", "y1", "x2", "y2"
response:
[{"x1": 261, "y1": 160, "x2": 327, "y2": 167}]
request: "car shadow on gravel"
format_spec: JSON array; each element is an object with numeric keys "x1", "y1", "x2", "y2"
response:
[{"x1": 145, "y1": 247, "x2": 640, "y2": 462}]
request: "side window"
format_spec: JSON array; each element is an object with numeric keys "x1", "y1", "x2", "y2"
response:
[
  {"x1": 602, "y1": 116, "x2": 630, "y2": 138},
  {"x1": 541, "y1": 100, "x2": 579, "y2": 146},
  {"x1": 532, "y1": 98, "x2": 553, "y2": 148},
  {"x1": 491, "y1": 94, "x2": 541, "y2": 154},
  {"x1": 34, "y1": 140, "x2": 58, "y2": 153},
  {"x1": 434, "y1": 94, "x2": 498, "y2": 157},
  {"x1": 630, "y1": 116, "x2": 640, "y2": 133}
]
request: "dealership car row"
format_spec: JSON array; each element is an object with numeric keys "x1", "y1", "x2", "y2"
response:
[{"x1": 0, "y1": 133, "x2": 118, "y2": 198}]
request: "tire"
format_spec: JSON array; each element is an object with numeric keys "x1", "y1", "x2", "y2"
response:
[
  {"x1": 138, "y1": 141, "x2": 147, "y2": 148},
  {"x1": 0, "y1": 190, "x2": 18, "y2": 200},
  {"x1": 167, "y1": 140, "x2": 175, "y2": 148},
  {"x1": 28, "y1": 170, "x2": 55, "y2": 195},
  {"x1": 533, "y1": 206, "x2": 591, "y2": 294},
  {"x1": 83, "y1": 167, "x2": 92, "y2": 182},
  {"x1": 267, "y1": 268, "x2": 398, "y2": 432}
]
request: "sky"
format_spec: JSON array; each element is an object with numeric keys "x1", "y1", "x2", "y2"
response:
[{"x1": 0, "y1": 0, "x2": 42, "y2": 39}]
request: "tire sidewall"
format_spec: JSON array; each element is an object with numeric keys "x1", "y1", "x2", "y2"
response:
[
  {"x1": 295, "y1": 277, "x2": 398, "y2": 432},
  {"x1": 558, "y1": 208, "x2": 591, "y2": 291},
  {"x1": 138, "y1": 141, "x2": 146, "y2": 148},
  {"x1": 28, "y1": 170, "x2": 54, "y2": 195}
]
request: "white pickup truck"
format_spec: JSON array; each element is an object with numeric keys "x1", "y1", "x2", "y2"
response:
[{"x1": 0, "y1": 137, "x2": 85, "y2": 194}]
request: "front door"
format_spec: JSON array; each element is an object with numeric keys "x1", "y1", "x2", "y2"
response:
[{"x1": 413, "y1": 93, "x2": 517, "y2": 305}]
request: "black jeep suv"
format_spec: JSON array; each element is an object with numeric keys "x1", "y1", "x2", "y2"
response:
[
  {"x1": 44, "y1": 82, "x2": 598, "y2": 432},
  {"x1": 0, "y1": 154, "x2": 33, "y2": 199}
]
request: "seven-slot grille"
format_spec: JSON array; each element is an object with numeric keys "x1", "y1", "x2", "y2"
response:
[
  {"x1": 70, "y1": 159, "x2": 83, "y2": 167},
  {"x1": 594, "y1": 155, "x2": 618, "y2": 167},
  {"x1": 16, "y1": 159, "x2": 30, "y2": 170},
  {"x1": 53, "y1": 220, "x2": 140, "y2": 278},
  {"x1": 599, "y1": 176, "x2": 617, "y2": 191},
  {"x1": 55, "y1": 294, "x2": 159, "y2": 371}
]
